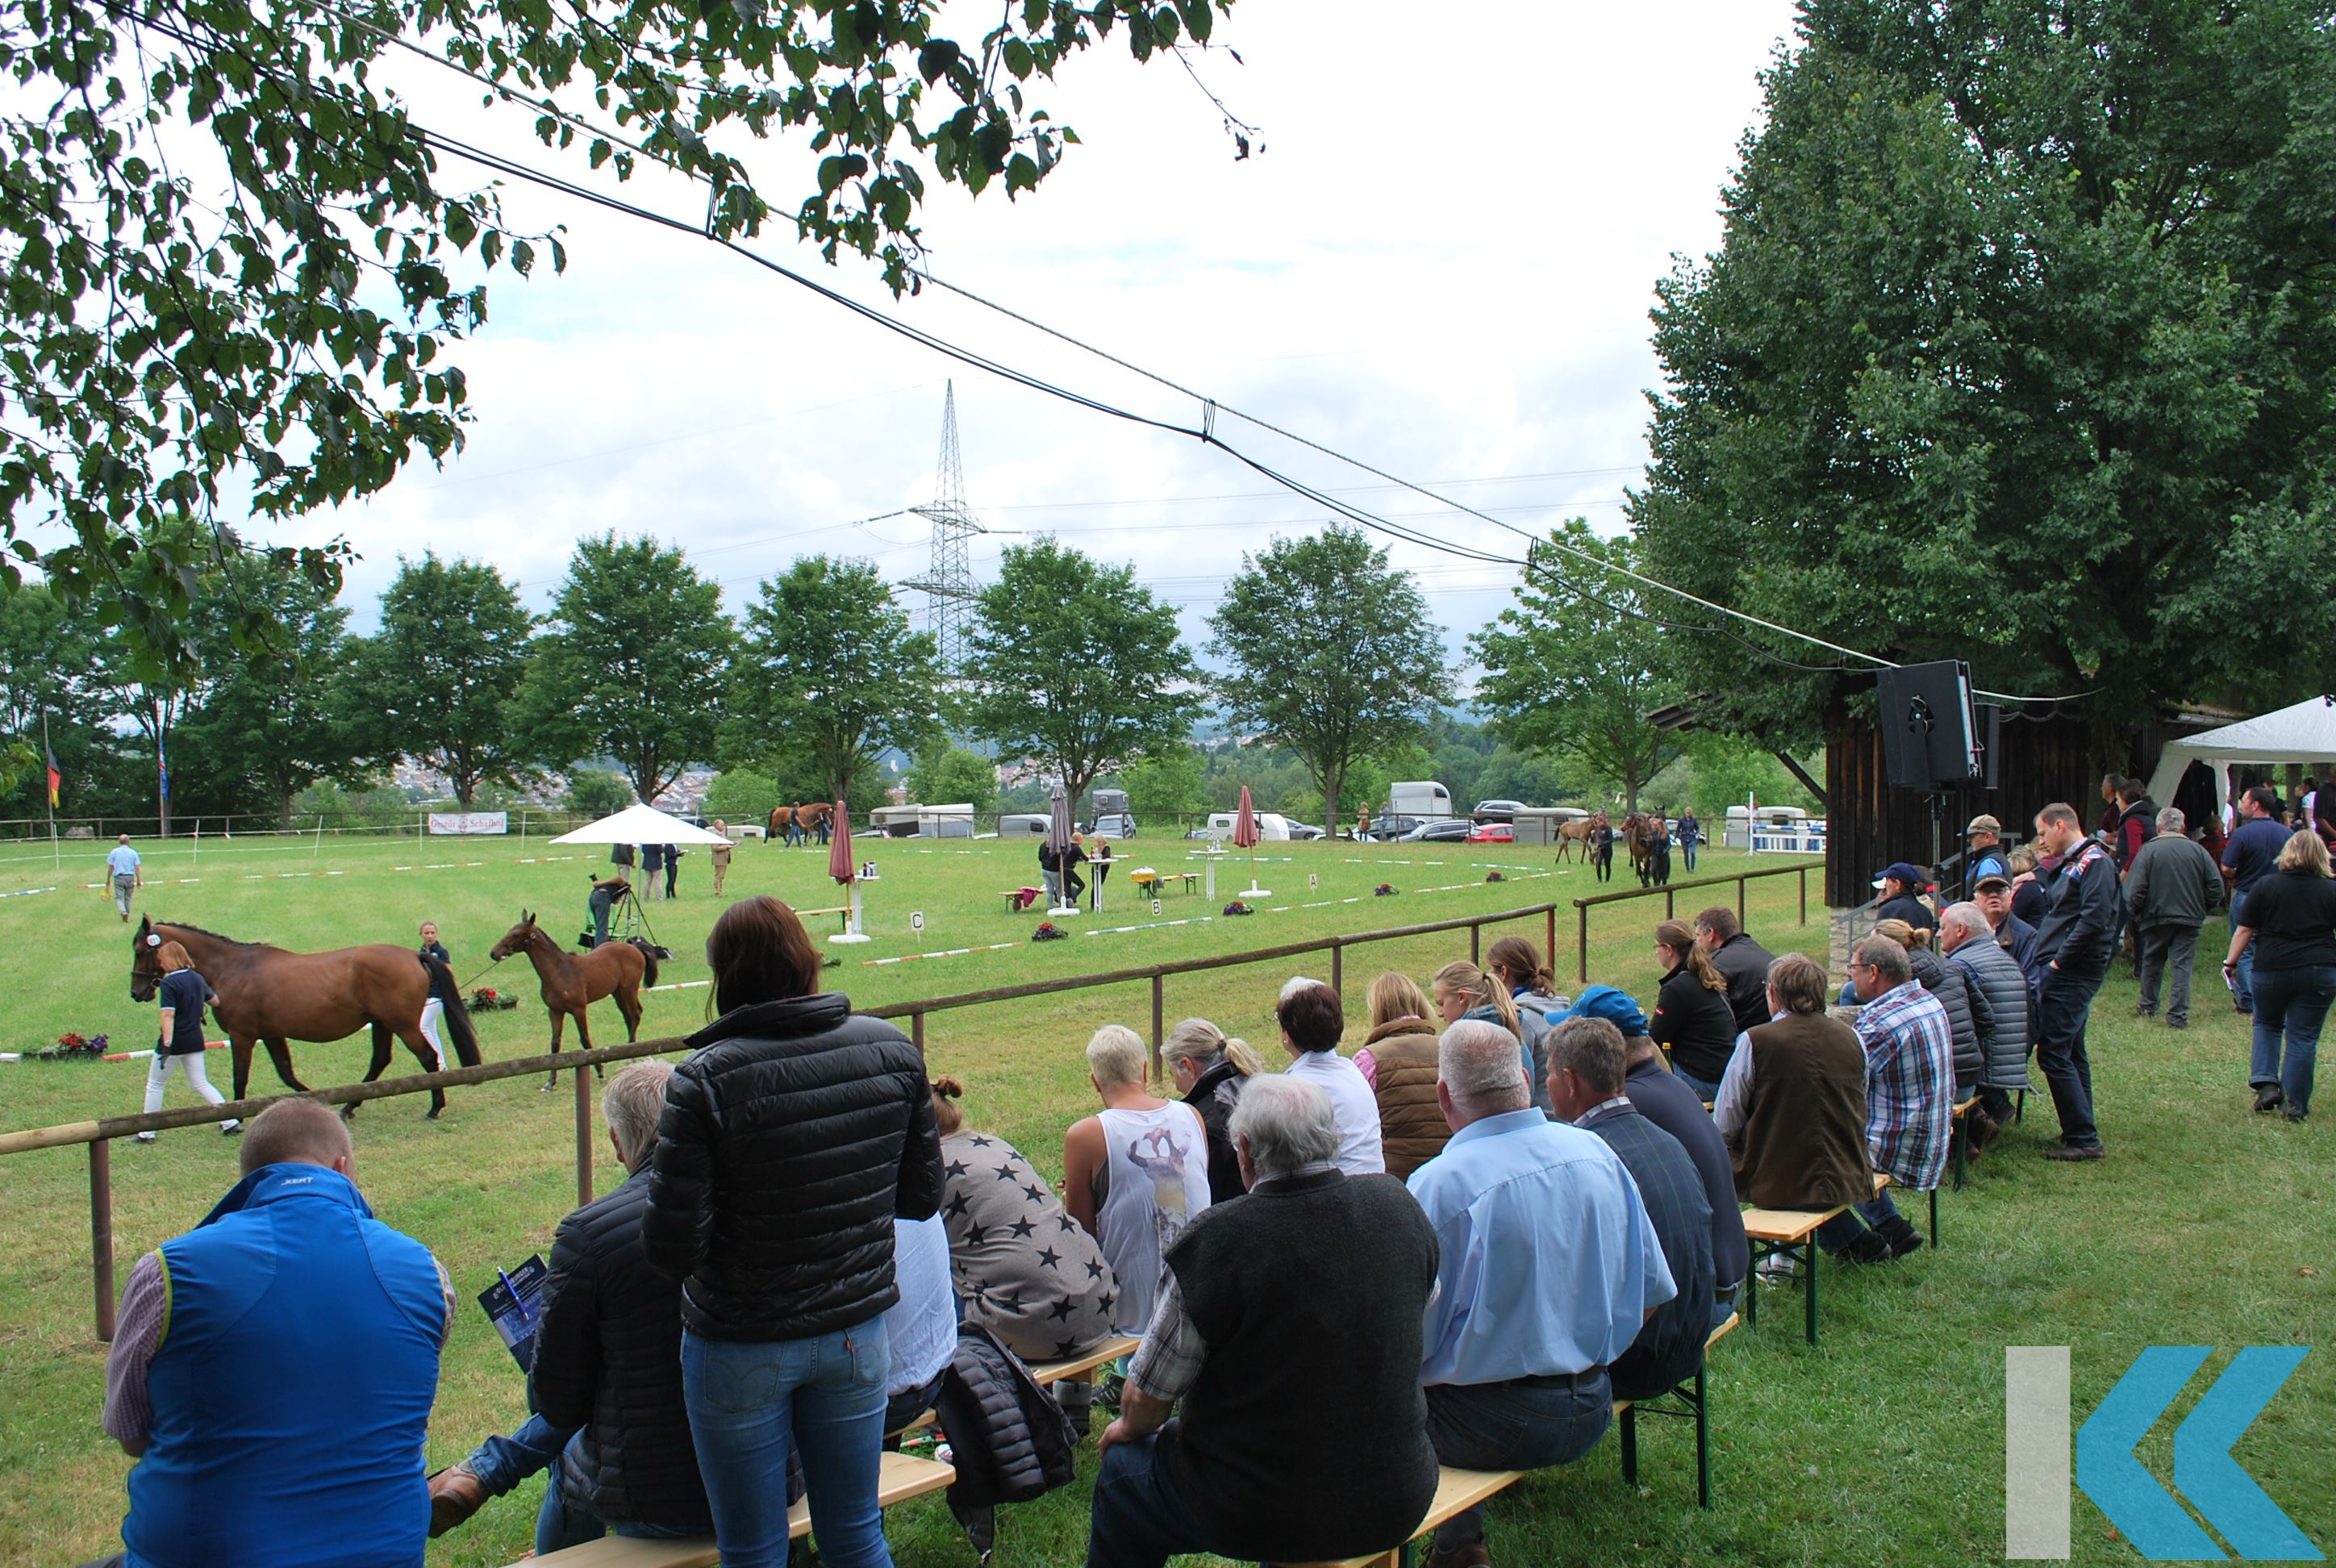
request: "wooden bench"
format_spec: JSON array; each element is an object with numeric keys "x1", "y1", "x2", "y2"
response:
[
  {"x1": 999, "y1": 887, "x2": 1042, "y2": 913},
  {"x1": 1128, "y1": 869, "x2": 1202, "y2": 898},
  {"x1": 525, "y1": 1450, "x2": 954, "y2": 1566},
  {"x1": 1949, "y1": 1092, "x2": 1982, "y2": 1191},
  {"x1": 1283, "y1": 1316, "x2": 1745, "y2": 1565},
  {"x1": 797, "y1": 903, "x2": 850, "y2": 932},
  {"x1": 895, "y1": 1333, "x2": 1142, "y2": 1436}
]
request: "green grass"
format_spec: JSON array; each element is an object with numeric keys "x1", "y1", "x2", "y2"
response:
[{"x1": 0, "y1": 832, "x2": 2327, "y2": 1566}]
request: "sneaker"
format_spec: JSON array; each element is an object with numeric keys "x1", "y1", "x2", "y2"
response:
[
  {"x1": 2255, "y1": 1085, "x2": 2285, "y2": 1114},
  {"x1": 2133, "y1": 1004, "x2": 2156, "y2": 1018},
  {"x1": 2043, "y1": 1143, "x2": 2105, "y2": 1161},
  {"x1": 2167, "y1": 1016, "x2": 2188, "y2": 1030},
  {"x1": 220, "y1": 1120, "x2": 243, "y2": 1136},
  {"x1": 134, "y1": 1132, "x2": 156, "y2": 1145},
  {"x1": 1756, "y1": 1253, "x2": 1800, "y2": 1282},
  {"x1": 2282, "y1": 1107, "x2": 2308, "y2": 1124}
]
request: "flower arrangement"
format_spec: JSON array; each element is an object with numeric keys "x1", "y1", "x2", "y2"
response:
[
  {"x1": 1374, "y1": 883, "x2": 1398, "y2": 897},
  {"x1": 39, "y1": 1032, "x2": 108, "y2": 1061},
  {"x1": 1222, "y1": 900, "x2": 1254, "y2": 916},
  {"x1": 1032, "y1": 921, "x2": 1067, "y2": 941},
  {"x1": 467, "y1": 987, "x2": 518, "y2": 1011},
  {"x1": 1484, "y1": 870, "x2": 1505, "y2": 883}
]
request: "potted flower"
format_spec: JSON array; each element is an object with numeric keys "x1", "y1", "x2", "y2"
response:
[
  {"x1": 1222, "y1": 900, "x2": 1254, "y2": 916},
  {"x1": 1374, "y1": 882, "x2": 1398, "y2": 896},
  {"x1": 1484, "y1": 870, "x2": 1505, "y2": 883},
  {"x1": 1032, "y1": 921, "x2": 1067, "y2": 941}
]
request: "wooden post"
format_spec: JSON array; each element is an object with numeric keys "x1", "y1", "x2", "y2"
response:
[
  {"x1": 1666, "y1": 887, "x2": 1675, "y2": 920},
  {"x1": 574, "y1": 1061, "x2": 594, "y2": 1206},
  {"x1": 1470, "y1": 920, "x2": 1481, "y2": 965},
  {"x1": 1577, "y1": 903, "x2": 1590, "y2": 984},
  {"x1": 1800, "y1": 865, "x2": 1808, "y2": 927},
  {"x1": 90, "y1": 1139, "x2": 115, "y2": 1343},
  {"x1": 1330, "y1": 939, "x2": 1344, "y2": 1001},
  {"x1": 1545, "y1": 906, "x2": 1558, "y2": 972},
  {"x1": 1737, "y1": 876, "x2": 1746, "y2": 927},
  {"x1": 1149, "y1": 975, "x2": 1165, "y2": 1083},
  {"x1": 912, "y1": 1012, "x2": 926, "y2": 1055}
]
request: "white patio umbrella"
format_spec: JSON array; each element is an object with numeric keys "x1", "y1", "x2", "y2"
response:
[{"x1": 549, "y1": 803, "x2": 732, "y2": 847}]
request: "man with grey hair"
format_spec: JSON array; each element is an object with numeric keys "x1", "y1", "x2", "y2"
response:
[
  {"x1": 1404, "y1": 1020, "x2": 1674, "y2": 1566},
  {"x1": 430, "y1": 1061, "x2": 712, "y2": 1550},
  {"x1": 2123, "y1": 806, "x2": 2223, "y2": 1031},
  {"x1": 1938, "y1": 901, "x2": 2029, "y2": 1149},
  {"x1": 1817, "y1": 937, "x2": 1955, "y2": 1261},
  {"x1": 1087, "y1": 1075, "x2": 1441, "y2": 1568}
]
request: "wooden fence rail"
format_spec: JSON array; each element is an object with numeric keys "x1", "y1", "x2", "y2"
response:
[
  {"x1": 6, "y1": 900, "x2": 1567, "y2": 1341},
  {"x1": 1570, "y1": 861, "x2": 1818, "y2": 982}
]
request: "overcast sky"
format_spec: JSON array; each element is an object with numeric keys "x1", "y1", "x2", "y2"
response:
[{"x1": 275, "y1": 1, "x2": 1803, "y2": 678}]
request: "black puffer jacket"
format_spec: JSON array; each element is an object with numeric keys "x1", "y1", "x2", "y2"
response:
[
  {"x1": 642, "y1": 993, "x2": 943, "y2": 1341},
  {"x1": 1183, "y1": 1057, "x2": 1249, "y2": 1205},
  {"x1": 529, "y1": 1168, "x2": 711, "y2": 1529},
  {"x1": 1907, "y1": 946, "x2": 1981, "y2": 1094},
  {"x1": 933, "y1": 1323, "x2": 1078, "y2": 1511},
  {"x1": 1948, "y1": 933, "x2": 2032, "y2": 1092}
]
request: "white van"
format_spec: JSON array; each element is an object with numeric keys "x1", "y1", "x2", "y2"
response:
[
  {"x1": 1385, "y1": 781, "x2": 1453, "y2": 819},
  {"x1": 1203, "y1": 811, "x2": 1293, "y2": 841}
]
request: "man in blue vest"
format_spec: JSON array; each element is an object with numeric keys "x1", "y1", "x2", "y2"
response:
[{"x1": 94, "y1": 1099, "x2": 451, "y2": 1568}]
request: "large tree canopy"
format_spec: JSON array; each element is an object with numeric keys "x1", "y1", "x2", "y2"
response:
[
  {"x1": 341, "y1": 554, "x2": 537, "y2": 808},
  {"x1": 0, "y1": 0, "x2": 1240, "y2": 664},
  {"x1": 1633, "y1": 0, "x2": 2336, "y2": 742}
]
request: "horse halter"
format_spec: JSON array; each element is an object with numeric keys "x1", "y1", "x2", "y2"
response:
[{"x1": 129, "y1": 928, "x2": 165, "y2": 996}]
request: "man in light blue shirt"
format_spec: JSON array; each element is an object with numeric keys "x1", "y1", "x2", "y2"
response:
[
  {"x1": 106, "y1": 834, "x2": 143, "y2": 922},
  {"x1": 1406, "y1": 1020, "x2": 1674, "y2": 1565}
]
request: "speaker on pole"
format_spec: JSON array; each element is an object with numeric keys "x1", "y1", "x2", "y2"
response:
[{"x1": 1876, "y1": 662, "x2": 1983, "y2": 790}]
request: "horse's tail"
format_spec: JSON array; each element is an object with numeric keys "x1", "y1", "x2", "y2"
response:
[
  {"x1": 423, "y1": 954, "x2": 484, "y2": 1066},
  {"x1": 629, "y1": 939, "x2": 661, "y2": 993}
]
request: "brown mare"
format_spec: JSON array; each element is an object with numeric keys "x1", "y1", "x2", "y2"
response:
[
  {"x1": 766, "y1": 802, "x2": 834, "y2": 845},
  {"x1": 1622, "y1": 813, "x2": 1666, "y2": 887},
  {"x1": 128, "y1": 917, "x2": 482, "y2": 1118},
  {"x1": 490, "y1": 912, "x2": 658, "y2": 1087}
]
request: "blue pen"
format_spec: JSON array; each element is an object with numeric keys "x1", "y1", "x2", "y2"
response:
[{"x1": 498, "y1": 1266, "x2": 529, "y2": 1326}]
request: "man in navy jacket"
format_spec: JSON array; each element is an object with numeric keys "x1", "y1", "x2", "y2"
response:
[{"x1": 2029, "y1": 803, "x2": 2121, "y2": 1161}]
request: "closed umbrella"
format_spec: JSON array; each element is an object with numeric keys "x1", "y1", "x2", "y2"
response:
[
  {"x1": 1046, "y1": 785, "x2": 1079, "y2": 916},
  {"x1": 1234, "y1": 785, "x2": 1270, "y2": 899},
  {"x1": 828, "y1": 799, "x2": 870, "y2": 944}
]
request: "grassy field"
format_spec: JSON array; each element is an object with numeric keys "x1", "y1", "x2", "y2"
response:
[{"x1": 0, "y1": 830, "x2": 2327, "y2": 1566}]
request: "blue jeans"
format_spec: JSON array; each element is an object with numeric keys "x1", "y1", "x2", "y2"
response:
[
  {"x1": 1681, "y1": 841, "x2": 1697, "y2": 872},
  {"x1": 1085, "y1": 1432, "x2": 1216, "y2": 1568},
  {"x1": 682, "y1": 1319, "x2": 894, "y2": 1568},
  {"x1": 2230, "y1": 895, "x2": 2257, "y2": 1008},
  {"x1": 1817, "y1": 1189, "x2": 1903, "y2": 1251},
  {"x1": 536, "y1": 1444, "x2": 701, "y2": 1556},
  {"x1": 2035, "y1": 960, "x2": 2106, "y2": 1149},
  {"x1": 2249, "y1": 965, "x2": 2334, "y2": 1116},
  {"x1": 1672, "y1": 1066, "x2": 1723, "y2": 1103},
  {"x1": 1423, "y1": 1374, "x2": 1612, "y2": 1549}
]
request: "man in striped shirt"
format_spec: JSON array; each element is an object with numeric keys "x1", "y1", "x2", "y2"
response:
[{"x1": 1817, "y1": 936, "x2": 1955, "y2": 1262}]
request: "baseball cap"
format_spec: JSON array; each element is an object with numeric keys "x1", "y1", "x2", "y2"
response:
[
  {"x1": 1545, "y1": 984, "x2": 1650, "y2": 1037},
  {"x1": 1974, "y1": 873, "x2": 2013, "y2": 893},
  {"x1": 1871, "y1": 861, "x2": 1926, "y2": 890},
  {"x1": 1966, "y1": 814, "x2": 2001, "y2": 836}
]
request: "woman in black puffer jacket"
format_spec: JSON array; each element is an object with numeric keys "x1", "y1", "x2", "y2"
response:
[{"x1": 642, "y1": 896, "x2": 941, "y2": 1568}]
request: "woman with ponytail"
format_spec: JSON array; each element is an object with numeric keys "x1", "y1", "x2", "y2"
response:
[
  {"x1": 1432, "y1": 961, "x2": 1533, "y2": 1105},
  {"x1": 1647, "y1": 918, "x2": 1737, "y2": 1099},
  {"x1": 1162, "y1": 1018, "x2": 1262, "y2": 1203},
  {"x1": 1485, "y1": 936, "x2": 1566, "y2": 1115}
]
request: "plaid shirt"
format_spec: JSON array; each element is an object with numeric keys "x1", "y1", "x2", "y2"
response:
[{"x1": 1853, "y1": 981, "x2": 1957, "y2": 1191}]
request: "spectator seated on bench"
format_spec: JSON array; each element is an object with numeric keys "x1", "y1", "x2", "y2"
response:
[
  {"x1": 1086, "y1": 1077, "x2": 1441, "y2": 1568},
  {"x1": 1712, "y1": 952, "x2": 1877, "y2": 1221},
  {"x1": 1405, "y1": 1021, "x2": 1675, "y2": 1568},
  {"x1": 928, "y1": 1076, "x2": 1121, "y2": 1433},
  {"x1": 1065, "y1": 1025, "x2": 1216, "y2": 1340},
  {"x1": 431, "y1": 1064, "x2": 712, "y2": 1554},
  {"x1": 1616, "y1": 1027, "x2": 1749, "y2": 1326},
  {"x1": 93, "y1": 1099, "x2": 452, "y2": 1568},
  {"x1": 882, "y1": 1215, "x2": 957, "y2": 1439},
  {"x1": 1817, "y1": 937, "x2": 1955, "y2": 1262},
  {"x1": 1547, "y1": 1017, "x2": 1717, "y2": 1408}
]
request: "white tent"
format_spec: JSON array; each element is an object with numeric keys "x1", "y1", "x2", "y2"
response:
[
  {"x1": 549, "y1": 803, "x2": 732, "y2": 847},
  {"x1": 2145, "y1": 694, "x2": 2336, "y2": 817}
]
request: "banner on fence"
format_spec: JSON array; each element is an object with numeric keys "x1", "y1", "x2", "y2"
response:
[{"x1": 427, "y1": 812, "x2": 509, "y2": 836}]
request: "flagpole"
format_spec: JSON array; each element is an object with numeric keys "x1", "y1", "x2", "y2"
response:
[{"x1": 41, "y1": 707, "x2": 57, "y2": 869}]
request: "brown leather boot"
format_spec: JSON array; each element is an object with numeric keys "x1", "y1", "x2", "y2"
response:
[{"x1": 428, "y1": 1463, "x2": 491, "y2": 1537}]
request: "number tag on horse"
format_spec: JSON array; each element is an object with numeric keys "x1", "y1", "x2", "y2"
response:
[
  {"x1": 1152, "y1": 899, "x2": 1163, "y2": 916},
  {"x1": 911, "y1": 911, "x2": 924, "y2": 933}
]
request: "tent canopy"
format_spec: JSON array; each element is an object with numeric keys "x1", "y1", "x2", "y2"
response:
[
  {"x1": 2145, "y1": 694, "x2": 2336, "y2": 815},
  {"x1": 549, "y1": 803, "x2": 731, "y2": 847}
]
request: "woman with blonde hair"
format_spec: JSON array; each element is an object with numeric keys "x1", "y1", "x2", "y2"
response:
[
  {"x1": 2225, "y1": 828, "x2": 2336, "y2": 1121},
  {"x1": 1431, "y1": 961, "x2": 1533, "y2": 1109},
  {"x1": 1647, "y1": 918, "x2": 1736, "y2": 1100},
  {"x1": 1162, "y1": 1017, "x2": 1262, "y2": 1203},
  {"x1": 1485, "y1": 936, "x2": 1565, "y2": 1113},
  {"x1": 137, "y1": 940, "x2": 240, "y2": 1141},
  {"x1": 1355, "y1": 972, "x2": 1446, "y2": 1179}
]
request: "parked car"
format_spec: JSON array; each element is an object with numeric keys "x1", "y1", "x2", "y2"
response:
[
  {"x1": 1089, "y1": 812, "x2": 1137, "y2": 839},
  {"x1": 1400, "y1": 818, "x2": 1474, "y2": 843},
  {"x1": 1471, "y1": 799, "x2": 1526, "y2": 824},
  {"x1": 1362, "y1": 814, "x2": 1421, "y2": 842},
  {"x1": 1285, "y1": 821, "x2": 1327, "y2": 840},
  {"x1": 1466, "y1": 822, "x2": 1516, "y2": 844}
]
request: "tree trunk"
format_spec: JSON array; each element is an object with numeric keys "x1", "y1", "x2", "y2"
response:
[
  {"x1": 1322, "y1": 760, "x2": 1343, "y2": 843},
  {"x1": 280, "y1": 787, "x2": 298, "y2": 832}
]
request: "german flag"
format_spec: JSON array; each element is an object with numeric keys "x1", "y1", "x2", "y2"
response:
[{"x1": 44, "y1": 740, "x2": 60, "y2": 808}]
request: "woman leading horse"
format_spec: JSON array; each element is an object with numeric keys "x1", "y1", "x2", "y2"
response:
[{"x1": 128, "y1": 916, "x2": 482, "y2": 1119}]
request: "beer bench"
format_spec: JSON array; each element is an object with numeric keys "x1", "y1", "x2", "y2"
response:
[{"x1": 524, "y1": 1450, "x2": 955, "y2": 1567}]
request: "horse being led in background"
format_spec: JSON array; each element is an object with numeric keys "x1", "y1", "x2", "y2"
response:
[
  {"x1": 1623, "y1": 813, "x2": 1669, "y2": 889},
  {"x1": 768, "y1": 802, "x2": 835, "y2": 847},
  {"x1": 128, "y1": 917, "x2": 481, "y2": 1118},
  {"x1": 490, "y1": 911, "x2": 657, "y2": 1088},
  {"x1": 1554, "y1": 816, "x2": 1600, "y2": 865}
]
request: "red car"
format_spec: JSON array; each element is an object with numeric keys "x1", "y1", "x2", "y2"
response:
[{"x1": 1466, "y1": 823, "x2": 1515, "y2": 844}]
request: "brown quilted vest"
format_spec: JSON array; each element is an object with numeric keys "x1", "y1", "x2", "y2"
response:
[
  {"x1": 1367, "y1": 1019, "x2": 1449, "y2": 1181},
  {"x1": 1733, "y1": 1011, "x2": 1874, "y2": 1211}
]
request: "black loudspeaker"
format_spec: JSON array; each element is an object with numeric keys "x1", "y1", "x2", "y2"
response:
[
  {"x1": 1973, "y1": 703, "x2": 2001, "y2": 790},
  {"x1": 1876, "y1": 663, "x2": 1982, "y2": 789}
]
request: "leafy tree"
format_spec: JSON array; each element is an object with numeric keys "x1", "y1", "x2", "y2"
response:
[
  {"x1": 1633, "y1": 0, "x2": 2336, "y2": 741},
  {"x1": 516, "y1": 536, "x2": 734, "y2": 806},
  {"x1": 906, "y1": 745, "x2": 1000, "y2": 811},
  {"x1": 0, "y1": 585, "x2": 106, "y2": 816},
  {"x1": 1472, "y1": 521, "x2": 1683, "y2": 812},
  {"x1": 963, "y1": 540, "x2": 1200, "y2": 804},
  {"x1": 703, "y1": 769, "x2": 781, "y2": 826},
  {"x1": 563, "y1": 768, "x2": 635, "y2": 818},
  {"x1": 1121, "y1": 744, "x2": 1210, "y2": 817},
  {"x1": 1208, "y1": 525, "x2": 1454, "y2": 835},
  {"x1": 297, "y1": 778, "x2": 422, "y2": 828},
  {"x1": 343, "y1": 556, "x2": 537, "y2": 808},
  {"x1": 177, "y1": 555, "x2": 363, "y2": 827},
  {"x1": 0, "y1": 0, "x2": 1244, "y2": 665},
  {"x1": 726, "y1": 556, "x2": 941, "y2": 805},
  {"x1": 1476, "y1": 747, "x2": 1572, "y2": 808}
]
